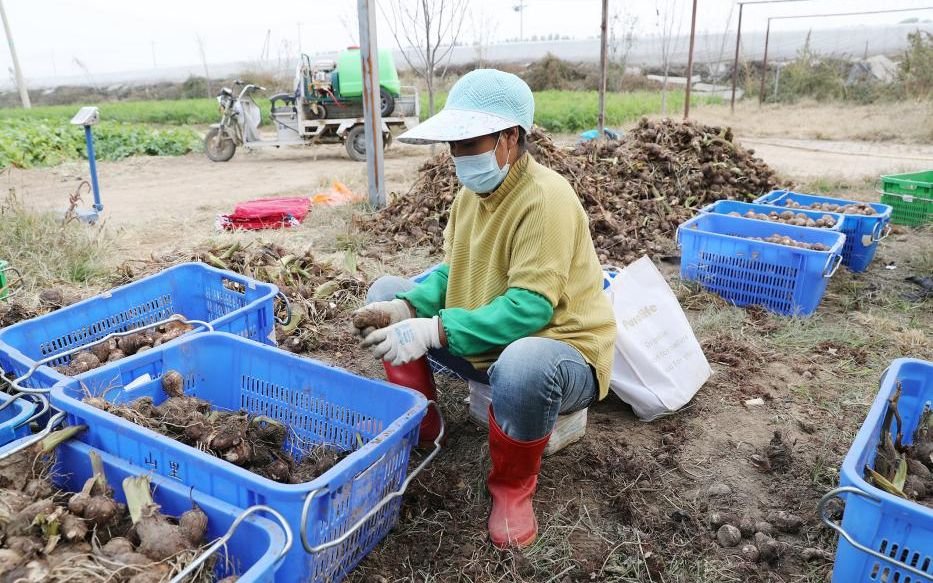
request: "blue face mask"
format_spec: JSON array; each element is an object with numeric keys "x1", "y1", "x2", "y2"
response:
[{"x1": 452, "y1": 134, "x2": 511, "y2": 194}]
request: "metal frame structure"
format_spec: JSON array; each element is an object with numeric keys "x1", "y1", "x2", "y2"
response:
[
  {"x1": 729, "y1": 0, "x2": 812, "y2": 112},
  {"x1": 758, "y1": 6, "x2": 933, "y2": 105},
  {"x1": 598, "y1": 0, "x2": 608, "y2": 135},
  {"x1": 684, "y1": 0, "x2": 699, "y2": 119}
]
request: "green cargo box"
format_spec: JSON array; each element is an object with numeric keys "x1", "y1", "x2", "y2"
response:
[
  {"x1": 880, "y1": 170, "x2": 933, "y2": 226},
  {"x1": 880, "y1": 191, "x2": 933, "y2": 226}
]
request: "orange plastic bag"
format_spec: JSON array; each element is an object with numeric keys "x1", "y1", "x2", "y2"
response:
[{"x1": 310, "y1": 181, "x2": 364, "y2": 207}]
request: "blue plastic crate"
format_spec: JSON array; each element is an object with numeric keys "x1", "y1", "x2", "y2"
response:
[
  {"x1": 54, "y1": 439, "x2": 290, "y2": 582},
  {"x1": 677, "y1": 213, "x2": 846, "y2": 316},
  {"x1": 0, "y1": 262, "x2": 279, "y2": 392},
  {"x1": 50, "y1": 332, "x2": 432, "y2": 583},
  {"x1": 0, "y1": 391, "x2": 36, "y2": 446},
  {"x1": 820, "y1": 358, "x2": 933, "y2": 583},
  {"x1": 699, "y1": 200, "x2": 845, "y2": 232},
  {"x1": 755, "y1": 190, "x2": 892, "y2": 273}
]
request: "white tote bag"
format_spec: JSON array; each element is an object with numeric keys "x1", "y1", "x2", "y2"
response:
[{"x1": 606, "y1": 256, "x2": 711, "y2": 421}]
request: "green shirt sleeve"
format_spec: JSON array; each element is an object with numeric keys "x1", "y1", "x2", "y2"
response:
[
  {"x1": 396, "y1": 264, "x2": 449, "y2": 318},
  {"x1": 439, "y1": 287, "x2": 554, "y2": 357}
]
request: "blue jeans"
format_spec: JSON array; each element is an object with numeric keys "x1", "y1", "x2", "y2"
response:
[{"x1": 367, "y1": 276, "x2": 598, "y2": 441}]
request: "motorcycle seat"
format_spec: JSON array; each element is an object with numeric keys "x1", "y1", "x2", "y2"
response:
[{"x1": 270, "y1": 92, "x2": 297, "y2": 108}]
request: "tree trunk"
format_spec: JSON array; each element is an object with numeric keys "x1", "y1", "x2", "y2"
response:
[{"x1": 427, "y1": 75, "x2": 436, "y2": 117}]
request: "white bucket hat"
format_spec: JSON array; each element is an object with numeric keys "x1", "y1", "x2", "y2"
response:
[{"x1": 398, "y1": 69, "x2": 535, "y2": 145}]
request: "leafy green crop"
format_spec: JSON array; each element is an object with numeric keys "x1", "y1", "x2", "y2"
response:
[
  {"x1": 0, "y1": 99, "x2": 220, "y2": 125},
  {"x1": 0, "y1": 120, "x2": 201, "y2": 169}
]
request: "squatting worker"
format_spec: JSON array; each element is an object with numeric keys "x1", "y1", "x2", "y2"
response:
[{"x1": 351, "y1": 69, "x2": 616, "y2": 549}]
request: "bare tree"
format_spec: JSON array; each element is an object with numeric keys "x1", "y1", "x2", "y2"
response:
[
  {"x1": 381, "y1": 0, "x2": 470, "y2": 117},
  {"x1": 338, "y1": 6, "x2": 359, "y2": 46},
  {"x1": 195, "y1": 34, "x2": 212, "y2": 99},
  {"x1": 656, "y1": 0, "x2": 685, "y2": 115},
  {"x1": 609, "y1": 7, "x2": 638, "y2": 87},
  {"x1": 470, "y1": 7, "x2": 499, "y2": 67}
]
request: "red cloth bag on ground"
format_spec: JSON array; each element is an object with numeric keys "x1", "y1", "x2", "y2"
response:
[{"x1": 218, "y1": 197, "x2": 311, "y2": 231}]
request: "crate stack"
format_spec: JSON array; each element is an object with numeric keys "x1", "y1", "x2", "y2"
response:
[
  {"x1": 677, "y1": 192, "x2": 893, "y2": 316},
  {"x1": 880, "y1": 170, "x2": 933, "y2": 226},
  {"x1": 0, "y1": 262, "x2": 433, "y2": 583}
]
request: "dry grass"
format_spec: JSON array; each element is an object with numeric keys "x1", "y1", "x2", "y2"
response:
[
  {"x1": 0, "y1": 178, "x2": 112, "y2": 302},
  {"x1": 690, "y1": 100, "x2": 933, "y2": 143}
]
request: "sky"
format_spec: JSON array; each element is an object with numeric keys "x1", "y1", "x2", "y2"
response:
[{"x1": 1, "y1": 0, "x2": 932, "y2": 80}]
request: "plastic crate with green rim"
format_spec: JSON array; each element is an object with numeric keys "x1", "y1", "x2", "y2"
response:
[
  {"x1": 879, "y1": 191, "x2": 933, "y2": 226},
  {"x1": 880, "y1": 170, "x2": 933, "y2": 226},
  {"x1": 0, "y1": 260, "x2": 19, "y2": 300}
]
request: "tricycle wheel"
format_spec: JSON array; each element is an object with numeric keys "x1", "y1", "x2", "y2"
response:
[
  {"x1": 205, "y1": 127, "x2": 236, "y2": 162},
  {"x1": 345, "y1": 125, "x2": 369, "y2": 162},
  {"x1": 380, "y1": 88, "x2": 395, "y2": 117}
]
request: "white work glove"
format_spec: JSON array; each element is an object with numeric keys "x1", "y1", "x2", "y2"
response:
[
  {"x1": 361, "y1": 317, "x2": 442, "y2": 366},
  {"x1": 351, "y1": 299, "x2": 413, "y2": 338}
]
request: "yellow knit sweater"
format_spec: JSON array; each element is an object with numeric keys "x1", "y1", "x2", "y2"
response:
[{"x1": 443, "y1": 153, "x2": 617, "y2": 398}]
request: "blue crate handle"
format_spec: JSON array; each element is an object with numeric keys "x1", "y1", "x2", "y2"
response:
[
  {"x1": 170, "y1": 504, "x2": 293, "y2": 583},
  {"x1": 819, "y1": 486, "x2": 933, "y2": 582},
  {"x1": 823, "y1": 253, "x2": 843, "y2": 278},
  {"x1": 0, "y1": 410, "x2": 66, "y2": 461},
  {"x1": 4, "y1": 315, "x2": 214, "y2": 395},
  {"x1": 274, "y1": 291, "x2": 292, "y2": 325},
  {"x1": 299, "y1": 400, "x2": 445, "y2": 554},
  {"x1": 0, "y1": 265, "x2": 23, "y2": 299}
]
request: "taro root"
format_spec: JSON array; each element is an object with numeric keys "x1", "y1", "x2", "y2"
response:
[
  {"x1": 118, "y1": 333, "x2": 147, "y2": 356},
  {"x1": 89, "y1": 339, "x2": 117, "y2": 363},
  {"x1": 108, "y1": 349, "x2": 126, "y2": 362},
  {"x1": 124, "y1": 476, "x2": 206, "y2": 562},
  {"x1": 99, "y1": 536, "x2": 135, "y2": 557},
  {"x1": 60, "y1": 512, "x2": 88, "y2": 541},
  {"x1": 161, "y1": 370, "x2": 185, "y2": 399},
  {"x1": 68, "y1": 462, "x2": 125, "y2": 529},
  {"x1": 178, "y1": 504, "x2": 208, "y2": 544},
  {"x1": 72, "y1": 351, "x2": 101, "y2": 371}
]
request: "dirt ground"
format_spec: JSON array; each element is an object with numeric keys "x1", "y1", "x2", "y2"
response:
[
  {"x1": 5, "y1": 99, "x2": 931, "y2": 260},
  {"x1": 3, "y1": 99, "x2": 933, "y2": 582}
]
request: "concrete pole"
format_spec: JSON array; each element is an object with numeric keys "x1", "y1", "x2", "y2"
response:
[
  {"x1": 597, "y1": 0, "x2": 608, "y2": 136},
  {"x1": 730, "y1": 2, "x2": 744, "y2": 113},
  {"x1": 0, "y1": 0, "x2": 31, "y2": 108},
  {"x1": 684, "y1": 0, "x2": 698, "y2": 120},
  {"x1": 358, "y1": 0, "x2": 386, "y2": 208},
  {"x1": 759, "y1": 18, "x2": 771, "y2": 107}
]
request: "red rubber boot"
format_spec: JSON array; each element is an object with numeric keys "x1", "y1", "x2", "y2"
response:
[
  {"x1": 487, "y1": 406, "x2": 550, "y2": 549},
  {"x1": 383, "y1": 357, "x2": 442, "y2": 447}
]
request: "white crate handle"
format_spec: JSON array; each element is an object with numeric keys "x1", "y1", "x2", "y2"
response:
[
  {"x1": 274, "y1": 291, "x2": 292, "y2": 325},
  {"x1": 818, "y1": 486, "x2": 933, "y2": 581},
  {"x1": 0, "y1": 411, "x2": 67, "y2": 461},
  {"x1": 0, "y1": 393, "x2": 50, "y2": 429},
  {"x1": 299, "y1": 400, "x2": 445, "y2": 554},
  {"x1": 169, "y1": 504, "x2": 293, "y2": 583},
  {"x1": 822, "y1": 253, "x2": 843, "y2": 278},
  {"x1": 872, "y1": 221, "x2": 892, "y2": 243},
  {"x1": 4, "y1": 316, "x2": 213, "y2": 395}
]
